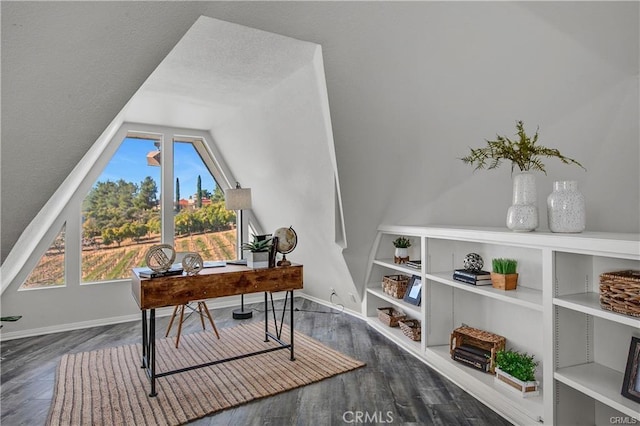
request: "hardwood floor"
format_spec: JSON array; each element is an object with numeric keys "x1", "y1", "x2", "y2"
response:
[{"x1": 1, "y1": 298, "x2": 512, "y2": 425}]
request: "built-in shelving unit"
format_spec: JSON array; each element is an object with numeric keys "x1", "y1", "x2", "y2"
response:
[{"x1": 363, "y1": 225, "x2": 640, "y2": 425}]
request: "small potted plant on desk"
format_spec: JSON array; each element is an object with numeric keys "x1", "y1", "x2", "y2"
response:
[
  {"x1": 393, "y1": 237, "x2": 411, "y2": 264},
  {"x1": 494, "y1": 349, "x2": 540, "y2": 397},
  {"x1": 491, "y1": 258, "x2": 518, "y2": 290},
  {"x1": 242, "y1": 236, "x2": 272, "y2": 269}
]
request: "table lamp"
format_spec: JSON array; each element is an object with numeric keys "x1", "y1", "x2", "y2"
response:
[{"x1": 225, "y1": 182, "x2": 253, "y2": 319}]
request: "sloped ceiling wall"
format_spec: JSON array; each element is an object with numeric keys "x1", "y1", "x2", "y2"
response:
[
  {"x1": 2, "y1": 2, "x2": 638, "y2": 326},
  {"x1": 1, "y1": 12, "x2": 357, "y2": 335}
]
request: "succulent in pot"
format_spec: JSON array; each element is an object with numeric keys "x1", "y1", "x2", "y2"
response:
[
  {"x1": 242, "y1": 236, "x2": 272, "y2": 268},
  {"x1": 392, "y1": 237, "x2": 411, "y2": 264}
]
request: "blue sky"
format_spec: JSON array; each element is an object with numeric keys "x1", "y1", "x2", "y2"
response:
[{"x1": 97, "y1": 138, "x2": 218, "y2": 198}]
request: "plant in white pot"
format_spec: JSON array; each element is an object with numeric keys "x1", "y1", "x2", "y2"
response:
[
  {"x1": 494, "y1": 349, "x2": 540, "y2": 397},
  {"x1": 460, "y1": 121, "x2": 585, "y2": 232},
  {"x1": 241, "y1": 236, "x2": 272, "y2": 269},
  {"x1": 393, "y1": 237, "x2": 411, "y2": 264}
]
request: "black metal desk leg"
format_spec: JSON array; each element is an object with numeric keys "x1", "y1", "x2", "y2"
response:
[
  {"x1": 149, "y1": 308, "x2": 157, "y2": 397},
  {"x1": 290, "y1": 290, "x2": 295, "y2": 361},
  {"x1": 264, "y1": 292, "x2": 269, "y2": 342},
  {"x1": 141, "y1": 310, "x2": 147, "y2": 368}
]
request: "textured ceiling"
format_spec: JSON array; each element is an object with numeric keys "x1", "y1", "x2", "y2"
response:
[{"x1": 124, "y1": 16, "x2": 317, "y2": 129}]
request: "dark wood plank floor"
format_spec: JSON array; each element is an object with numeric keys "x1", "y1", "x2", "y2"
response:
[{"x1": 1, "y1": 298, "x2": 512, "y2": 425}]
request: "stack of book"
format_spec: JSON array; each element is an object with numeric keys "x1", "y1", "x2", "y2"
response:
[
  {"x1": 406, "y1": 260, "x2": 421, "y2": 270},
  {"x1": 452, "y1": 269, "x2": 492, "y2": 286},
  {"x1": 452, "y1": 344, "x2": 492, "y2": 373},
  {"x1": 139, "y1": 267, "x2": 184, "y2": 279}
]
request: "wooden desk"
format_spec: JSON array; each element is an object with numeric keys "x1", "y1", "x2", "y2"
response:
[{"x1": 131, "y1": 264, "x2": 303, "y2": 396}]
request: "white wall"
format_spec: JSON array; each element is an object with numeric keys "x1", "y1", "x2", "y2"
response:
[
  {"x1": 211, "y1": 56, "x2": 356, "y2": 305},
  {"x1": 2, "y1": 2, "x2": 638, "y2": 329}
]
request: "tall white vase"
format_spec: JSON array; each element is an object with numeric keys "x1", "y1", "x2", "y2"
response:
[
  {"x1": 506, "y1": 172, "x2": 539, "y2": 232},
  {"x1": 547, "y1": 180, "x2": 585, "y2": 233}
]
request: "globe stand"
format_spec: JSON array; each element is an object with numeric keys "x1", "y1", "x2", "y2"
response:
[
  {"x1": 277, "y1": 254, "x2": 291, "y2": 267},
  {"x1": 232, "y1": 294, "x2": 253, "y2": 320}
]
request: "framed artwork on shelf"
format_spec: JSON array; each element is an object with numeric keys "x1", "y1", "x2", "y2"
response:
[
  {"x1": 403, "y1": 275, "x2": 422, "y2": 306},
  {"x1": 622, "y1": 336, "x2": 640, "y2": 403}
]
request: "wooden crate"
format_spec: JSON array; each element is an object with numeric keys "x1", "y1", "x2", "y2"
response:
[{"x1": 450, "y1": 326, "x2": 506, "y2": 374}]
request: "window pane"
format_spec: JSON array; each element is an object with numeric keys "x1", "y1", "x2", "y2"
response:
[
  {"x1": 21, "y1": 224, "x2": 66, "y2": 289},
  {"x1": 173, "y1": 141, "x2": 237, "y2": 260},
  {"x1": 81, "y1": 137, "x2": 161, "y2": 282}
]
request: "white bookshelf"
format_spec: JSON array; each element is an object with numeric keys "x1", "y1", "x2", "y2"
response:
[{"x1": 363, "y1": 225, "x2": 640, "y2": 425}]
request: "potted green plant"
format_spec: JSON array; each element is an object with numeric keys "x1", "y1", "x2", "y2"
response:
[
  {"x1": 392, "y1": 237, "x2": 411, "y2": 264},
  {"x1": 494, "y1": 349, "x2": 539, "y2": 397},
  {"x1": 460, "y1": 121, "x2": 585, "y2": 232},
  {"x1": 241, "y1": 236, "x2": 272, "y2": 269},
  {"x1": 491, "y1": 258, "x2": 518, "y2": 290}
]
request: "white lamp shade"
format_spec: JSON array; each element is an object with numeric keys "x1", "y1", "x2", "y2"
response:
[{"x1": 225, "y1": 187, "x2": 252, "y2": 210}]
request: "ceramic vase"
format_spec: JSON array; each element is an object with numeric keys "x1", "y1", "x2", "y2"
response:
[
  {"x1": 547, "y1": 180, "x2": 585, "y2": 233},
  {"x1": 506, "y1": 172, "x2": 539, "y2": 232},
  {"x1": 394, "y1": 247, "x2": 409, "y2": 264}
]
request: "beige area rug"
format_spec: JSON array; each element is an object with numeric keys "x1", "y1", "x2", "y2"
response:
[{"x1": 47, "y1": 322, "x2": 365, "y2": 425}]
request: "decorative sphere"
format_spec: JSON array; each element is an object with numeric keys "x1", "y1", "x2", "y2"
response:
[{"x1": 463, "y1": 253, "x2": 484, "y2": 271}]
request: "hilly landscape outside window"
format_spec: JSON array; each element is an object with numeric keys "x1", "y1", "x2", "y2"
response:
[
  {"x1": 173, "y1": 141, "x2": 236, "y2": 260},
  {"x1": 20, "y1": 224, "x2": 66, "y2": 289},
  {"x1": 76, "y1": 136, "x2": 236, "y2": 283}
]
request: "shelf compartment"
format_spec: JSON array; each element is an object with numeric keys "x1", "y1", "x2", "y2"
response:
[
  {"x1": 555, "y1": 362, "x2": 640, "y2": 419},
  {"x1": 365, "y1": 316, "x2": 422, "y2": 356},
  {"x1": 373, "y1": 259, "x2": 422, "y2": 275},
  {"x1": 427, "y1": 271, "x2": 542, "y2": 311},
  {"x1": 426, "y1": 344, "x2": 545, "y2": 424},
  {"x1": 553, "y1": 292, "x2": 640, "y2": 328},
  {"x1": 366, "y1": 286, "x2": 421, "y2": 317}
]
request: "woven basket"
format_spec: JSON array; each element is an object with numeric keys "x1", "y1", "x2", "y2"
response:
[
  {"x1": 599, "y1": 270, "x2": 640, "y2": 317},
  {"x1": 382, "y1": 275, "x2": 410, "y2": 299},
  {"x1": 399, "y1": 319, "x2": 421, "y2": 341},
  {"x1": 377, "y1": 307, "x2": 406, "y2": 327},
  {"x1": 450, "y1": 326, "x2": 506, "y2": 374}
]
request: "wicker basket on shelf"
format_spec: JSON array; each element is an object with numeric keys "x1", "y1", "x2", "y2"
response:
[
  {"x1": 382, "y1": 274, "x2": 410, "y2": 299},
  {"x1": 399, "y1": 318, "x2": 421, "y2": 341},
  {"x1": 377, "y1": 307, "x2": 406, "y2": 327},
  {"x1": 599, "y1": 270, "x2": 640, "y2": 317}
]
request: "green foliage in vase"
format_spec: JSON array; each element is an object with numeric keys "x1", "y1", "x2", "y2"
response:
[
  {"x1": 492, "y1": 258, "x2": 517, "y2": 274},
  {"x1": 393, "y1": 237, "x2": 412, "y2": 248},
  {"x1": 241, "y1": 236, "x2": 272, "y2": 252},
  {"x1": 460, "y1": 121, "x2": 585, "y2": 175},
  {"x1": 496, "y1": 349, "x2": 538, "y2": 382}
]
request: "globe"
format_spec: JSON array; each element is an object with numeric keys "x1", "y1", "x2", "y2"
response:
[{"x1": 274, "y1": 227, "x2": 297, "y2": 266}]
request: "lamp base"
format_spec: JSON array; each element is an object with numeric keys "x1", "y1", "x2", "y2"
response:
[{"x1": 232, "y1": 308, "x2": 253, "y2": 320}]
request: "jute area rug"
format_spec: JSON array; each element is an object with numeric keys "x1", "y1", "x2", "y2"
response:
[{"x1": 47, "y1": 321, "x2": 364, "y2": 425}]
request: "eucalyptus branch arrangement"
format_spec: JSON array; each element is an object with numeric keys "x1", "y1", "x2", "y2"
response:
[{"x1": 460, "y1": 121, "x2": 585, "y2": 175}]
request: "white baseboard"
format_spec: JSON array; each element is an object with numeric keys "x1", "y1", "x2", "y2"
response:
[
  {"x1": 0, "y1": 292, "x2": 365, "y2": 341},
  {"x1": 298, "y1": 293, "x2": 362, "y2": 319}
]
